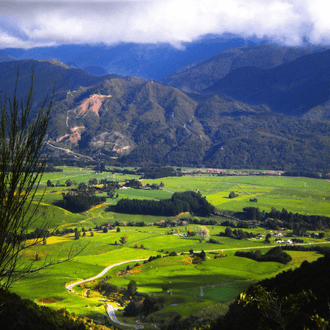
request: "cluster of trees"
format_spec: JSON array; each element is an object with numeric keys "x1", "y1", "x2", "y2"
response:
[
  {"x1": 157, "y1": 217, "x2": 217, "y2": 228},
  {"x1": 54, "y1": 194, "x2": 106, "y2": 213},
  {"x1": 237, "y1": 206, "x2": 330, "y2": 231},
  {"x1": 123, "y1": 179, "x2": 143, "y2": 189},
  {"x1": 124, "y1": 294, "x2": 165, "y2": 318},
  {"x1": 138, "y1": 167, "x2": 182, "y2": 179},
  {"x1": 20, "y1": 228, "x2": 51, "y2": 241},
  {"x1": 122, "y1": 179, "x2": 162, "y2": 190},
  {"x1": 282, "y1": 170, "x2": 330, "y2": 179},
  {"x1": 219, "y1": 227, "x2": 256, "y2": 240},
  {"x1": 281, "y1": 244, "x2": 330, "y2": 255},
  {"x1": 162, "y1": 314, "x2": 214, "y2": 330},
  {"x1": 220, "y1": 219, "x2": 259, "y2": 229},
  {"x1": 235, "y1": 247, "x2": 292, "y2": 264},
  {"x1": 114, "y1": 191, "x2": 215, "y2": 217}
]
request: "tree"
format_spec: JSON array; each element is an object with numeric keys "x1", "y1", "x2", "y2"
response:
[
  {"x1": 65, "y1": 179, "x2": 72, "y2": 187},
  {"x1": 124, "y1": 300, "x2": 140, "y2": 317},
  {"x1": 196, "y1": 226, "x2": 210, "y2": 240},
  {"x1": 265, "y1": 233, "x2": 272, "y2": 243},
  {"x1": 229, "y1": 191, "x2": 238, "y2": 199},
  {"x1": 238, "y1": 285, "x2": 324, "y2": 330},
  {"x1": 225, "y1": 226, "x2": 233, "y2": 237},
  {"x1": 162, "y1": 283, "x2": 169, "y2": 292},
  {"x1": 0, "y1": 71, "x2": 82, "y2": 290},
  {"x1": 120, "y1": 235, "x2": 127, "y2": 245},
  {"x1": 199, "y1": 250, "x2": 206, "y2": 260},
  {"x1": 74, "y1": 229, "x2": 80, "y2": 240},
  {"x1": 127, "y1": 280, "x2": 137, "y2": 296},
  {"x1": 88, "y1": 178, "x2": 97, "y2": 186}
]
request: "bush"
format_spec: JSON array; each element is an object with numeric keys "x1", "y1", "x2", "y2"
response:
[
  {"x1": 208, "y1": 238, "x2": 221, "y2": 244},
  {"x1": 229, "y1": 191, "x2": 238, "y2": 199}
]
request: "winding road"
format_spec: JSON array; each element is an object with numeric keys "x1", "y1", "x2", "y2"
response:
[
  {"x1": 65, "y1": 259, "x2": 148, "y2": 328},
  {"x1": 66, "y1": 242, "x2": 330, "y2": 328}
]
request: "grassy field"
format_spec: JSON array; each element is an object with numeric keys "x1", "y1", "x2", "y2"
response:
[{"x1": 9, "y1": 166, "x2": 330, "y2": 328}]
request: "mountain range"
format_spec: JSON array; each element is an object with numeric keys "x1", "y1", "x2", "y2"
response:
[
  {"x1": 1, "y1": 42, "x2": 330, "y2": 171},
  {"x1": 0, "y1": 35, "x2": 267, "y2": 80}
]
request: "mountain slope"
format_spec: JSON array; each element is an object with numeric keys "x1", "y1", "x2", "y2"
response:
[
  {"x1": 47, "y1": 76, "x2": 330, "y2": 171},
  {"x1": 2, "y1": 59, "x2": 330, "y2": 171},
  {"x1": 0, "y1": 35, "x2": 266, "y2": 81},
  {"x1": 206, "y1": 49, "x2": 330, "y2": 117},
  {"x1": 162, "y1": 45, "x2": 323, "y2": 92},
  {"x1": 0, "y1": 59, "x2": 146, "y2": 113}
]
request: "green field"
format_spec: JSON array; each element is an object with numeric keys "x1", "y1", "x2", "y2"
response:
[{"x1": 9, "y1": 166, "x2": 330, "y2": 328}]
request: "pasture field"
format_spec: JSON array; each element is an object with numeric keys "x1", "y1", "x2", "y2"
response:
[
  {"x1": 37, "y1": 167, "x2": 330, "y2": 222},
  {"x1": 9, "y1": 166, "x2": 330, "y2": 328},
  {"x1": 11, "y1": 223, "x2": 329, "y2": 326}
]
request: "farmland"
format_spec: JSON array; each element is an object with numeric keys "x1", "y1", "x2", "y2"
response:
[{"x1": 10, "y1": 166, "x2": 330, "y2": 329}]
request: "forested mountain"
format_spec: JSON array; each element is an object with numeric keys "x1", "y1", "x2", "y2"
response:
[
  {"x1": 0, "y1": 35, "x2": 266, "y2": 80},
  {"x1": 162, "y1": 45, "x2": 325, "y2": 92},
  {"x1": 0, "y1": 59, "x2": 143, "y2": 109},
  {"x1": 2, "y1": 47, "x2": 330, "y2": 171},
  {"x1": 206, "y1": 49, "x2": 330, "y2": 117}
]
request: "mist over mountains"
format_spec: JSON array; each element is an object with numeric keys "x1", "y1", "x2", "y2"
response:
[
  {"x1": 0, "y1": 35, "x2": 266, "y2": 80},
  {"x1": 1, "y1": 42, "x2": 330, "y2": 171}
]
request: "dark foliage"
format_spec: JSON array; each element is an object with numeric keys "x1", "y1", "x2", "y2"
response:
[
  {"x1": 161, "y1": 314, "x2": 214, "y2": 330},
  {"x1": 0, "y1": 288, "x2": 111, "y2": 330},
  {"x1": 219, "y1": 227, "x2": 256, "y2": 240},
  {"x1": 54, "y1": 194, "x2": 106, "y2": 213},
  {"x1": 113, "y1": 191, "x2": 215, "y2": 216},
  {"x1": 228, "y1": 191, "x2": 238, "y2": 199},
  {"x1": 124, "y1": 301, "x2": 140, "y2": 317},
  {"x1": 235, "y1": 247, "x2": 292, "y2": 264},
  {"x1": 282, "y1": 170, "x2": 330, "y2": 179},
  {"x1": 212, "y1": 254, "x2": 330, "y2": 330},
  {"x1": 237, "y1": 206, "x2": 330, "y2": 231},
  {"x1": 139, "y1": 167, "x2": 182, "y2": 179}
]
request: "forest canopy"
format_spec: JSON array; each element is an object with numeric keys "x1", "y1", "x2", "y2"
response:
[{"x1": 113, "y1": 191, "x2": 215, "y2": 216}]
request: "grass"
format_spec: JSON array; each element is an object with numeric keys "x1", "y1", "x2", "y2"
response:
[{"x1": 8, "y1": 166, "x2": 330, "y2": 327}]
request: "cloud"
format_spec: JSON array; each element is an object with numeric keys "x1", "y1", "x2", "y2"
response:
[{"x1": 1, "y1": 0, "x2": 330, "y2": 48}]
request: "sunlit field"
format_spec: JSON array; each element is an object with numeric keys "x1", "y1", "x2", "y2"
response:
[{"x1": 9, "y1": 166, "x2": 330, "y2": 326}]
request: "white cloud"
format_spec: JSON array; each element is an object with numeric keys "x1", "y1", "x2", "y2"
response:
[{"x1": 0, "y1": 0, "x2": 330, "y2": 48}]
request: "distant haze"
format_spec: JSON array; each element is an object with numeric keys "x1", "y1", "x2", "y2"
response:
[{"x1": 1, "y1": 0, "x2": 330, "y2": 48}]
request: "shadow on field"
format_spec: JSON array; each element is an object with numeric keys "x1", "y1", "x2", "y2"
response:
[{"x1": 137, "y1": 273, "x2": 253, "y2": 303}]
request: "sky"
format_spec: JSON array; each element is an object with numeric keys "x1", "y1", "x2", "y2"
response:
[{"x1": 1, "y1": 0, "x2": 330, "y2": 49}]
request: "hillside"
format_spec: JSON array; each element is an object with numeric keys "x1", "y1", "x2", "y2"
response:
[
  {"x1": 206, "y1": 49, "x2": 330, "y2": 117},
  {"x1": 212, "y1": 253, "x2": 330, "y2": 330},
  {"x1": 0, "y1": 59, "x2": 122, "y2": 108},
  {"x1": 47, "y1": 77, "x2": 330, "y2": 171},
  {"x1": 0, "y1": 35, "x2": 265, "y2": 80},
  {"x1": 0, "y1": 288, "x2": 111, "y2": 330},
  {"x1": 162, "y1": 45, "x2": 323, "y2": 92},
  {"x1": 2, "y1": 58, "x2": 330, "y2": 171}
]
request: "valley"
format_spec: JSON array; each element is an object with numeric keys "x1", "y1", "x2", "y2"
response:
[
  {"x1": 2, "y1": 39, "x2": 330, "y2": 329},
  {"x1": 10, "y1": 166, "x2": 330, "y2": 329}
]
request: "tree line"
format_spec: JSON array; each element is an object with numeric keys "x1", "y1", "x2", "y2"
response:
[
  {"x1": 113, "y1": 191, "x2": 215, "y2": 217},
  {"x1": 235, "y1": 247, "x2": 292, "y2": 264},
  {"x1": 236, "y1": 206, "x2": 330, "y2": 231}
]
